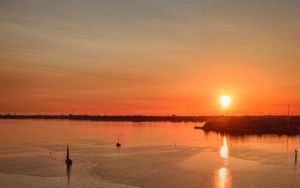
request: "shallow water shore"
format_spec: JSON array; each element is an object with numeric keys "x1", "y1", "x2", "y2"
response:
[{"x1": 1, "y1": 120, "x2": 299, "y2": 188}]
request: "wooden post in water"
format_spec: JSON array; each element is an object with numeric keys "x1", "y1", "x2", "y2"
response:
[
  {"x1": 295, "y1": 149, "x2": 298, "y2": 165},
  {"x1": 287, "y1": 105, "x2": 290, "y2": 128}
]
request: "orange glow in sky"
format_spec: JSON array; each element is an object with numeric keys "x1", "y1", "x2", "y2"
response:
[{"x1": 1, "y1": 1, "x2": 299, "y2": 115}]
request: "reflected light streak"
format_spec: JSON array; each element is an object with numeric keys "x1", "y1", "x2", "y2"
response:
[
  {"x1": 215, "y1": 136, "x2": 232, "y2": 188},
  {"x1": 215, "y1": 167, "x2": 232, "y2": 188},
  {"x1": 220, "y1": 136, "x2": 229, "y2": 160}
]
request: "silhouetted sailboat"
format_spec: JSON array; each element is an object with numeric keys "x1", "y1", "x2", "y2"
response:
[
  {"x1": 65, "y1": 144, "x2": 73, "y2": 165},
  {"x1": 66, "y1": 160, "x2": 71, "y2": 185},
  {"x1": 116, "y1": 134, "x2": 121, "y2": 147}
]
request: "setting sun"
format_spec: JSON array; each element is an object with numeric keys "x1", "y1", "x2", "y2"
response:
[
  {"x1": 1, "y1": 1, "x2": 300, "y2": 187},
  {"x1": 220, "y1": 96, "x2": 232, "y2": 109}
]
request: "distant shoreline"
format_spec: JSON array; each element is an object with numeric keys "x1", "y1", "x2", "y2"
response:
[
  {"x1": 2, "y1": 115, "x2": 300, "y2": 135},
  {"x1": 0, "y1": 114, "x2": 208, "y2": 122},
  {"x1": 1, "y1": 114, "x2": 300, "y2": 122}
]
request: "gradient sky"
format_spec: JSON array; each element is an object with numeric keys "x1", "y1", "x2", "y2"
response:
[{"x1": 1, "y1": 0, "x2": 300, "y2": 115}]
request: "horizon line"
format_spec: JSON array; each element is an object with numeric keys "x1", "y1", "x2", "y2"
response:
[{"x1": 1, "y1": 114, "x2": 300, "y2": 117}]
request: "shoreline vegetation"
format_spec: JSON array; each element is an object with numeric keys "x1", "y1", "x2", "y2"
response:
[
  {"x1": 199, "y1": 116, "x2": 300, "y2": 135},
  {"x1": 1, "y1": 114, "x2": 300, "y2": 135},
  {"x1": 0, "y1": 114, "x2": 207, "y2": 122}
]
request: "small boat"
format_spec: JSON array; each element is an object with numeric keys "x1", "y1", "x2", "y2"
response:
[
  {"x1": 194, "y1": 126, "x2": 203, "y2": 129},
  {"x1": 65, "y1": 144, "x2": 73, "y2": 165},
  {"x1": 116, "y1": 134, "x2": 121, "y2": 147}
]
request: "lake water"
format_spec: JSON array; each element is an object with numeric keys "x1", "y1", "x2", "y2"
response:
[{"x1": 0, "y1": 119, "x2": 299, "y2": 188}]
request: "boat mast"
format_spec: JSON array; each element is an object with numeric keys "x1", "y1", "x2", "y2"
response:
[{"x1": 67, "y1": 144, "x2": 70, "y2": 160}]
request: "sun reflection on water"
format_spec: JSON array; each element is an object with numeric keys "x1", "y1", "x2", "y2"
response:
[
  {"x1": 215, "y1": 167, "x2": 232, "y2": 188},
  {"x1": 215, "y1": 136, "x2": 232, "y2": 188},
  {"x1": 220, "y1": 136, "x2": 229, "y2": 160}
]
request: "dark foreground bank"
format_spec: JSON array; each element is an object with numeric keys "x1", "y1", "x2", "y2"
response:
[{"x1": 200, "y1": 116, "x2": 300, "y2": 135}]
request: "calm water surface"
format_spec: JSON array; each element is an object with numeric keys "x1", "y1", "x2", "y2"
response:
[{"x1": 0, "y1": 119, "x2": 299, "y2": 188}]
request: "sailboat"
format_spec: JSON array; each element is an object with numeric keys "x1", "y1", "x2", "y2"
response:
[{"x1": 65, "y1": 144, "x2": 73, "y2": 165}]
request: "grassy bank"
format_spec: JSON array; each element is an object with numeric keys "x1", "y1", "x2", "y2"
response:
[{"x1": 200, "y1": 116, "x2": 300, "y2": 135}]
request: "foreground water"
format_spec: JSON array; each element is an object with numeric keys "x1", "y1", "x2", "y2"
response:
[{"x1": 0, "y1": 119, "x2": 299, "y2": 188}]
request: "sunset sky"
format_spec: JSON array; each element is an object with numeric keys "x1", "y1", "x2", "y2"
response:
[{"x1": 1, "y1": 0, "x2": 300, "y2": 115}]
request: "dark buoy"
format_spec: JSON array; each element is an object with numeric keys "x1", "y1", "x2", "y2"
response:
[
  {"x1": 65, "y1": 144, "x2": 73, "y2": 165},
  {"x1": 116, "y1": 134, "x2": 121, "y2": 147}
]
